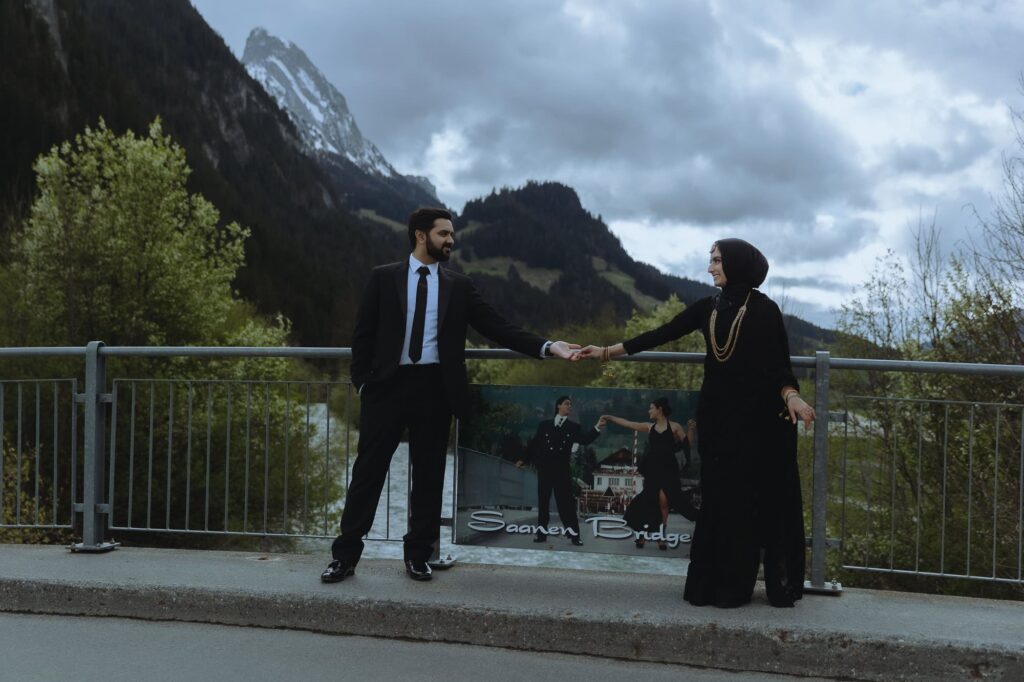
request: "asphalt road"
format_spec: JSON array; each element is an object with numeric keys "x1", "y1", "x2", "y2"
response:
[{"x1": 0, "y1": 613, "x2": 833, "y2": 682}]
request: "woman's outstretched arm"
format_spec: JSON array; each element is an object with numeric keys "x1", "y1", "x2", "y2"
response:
[{"x1": 601, "y1": 414, "x2": 651, "y2": 433}]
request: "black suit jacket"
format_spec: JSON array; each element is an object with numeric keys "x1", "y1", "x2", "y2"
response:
[
  {"x1": 350, "y1": 261, "x2": 547, "y2": 417},
  {"x1": 524, "y1": 419, "x2": 600, "y2": 474}
]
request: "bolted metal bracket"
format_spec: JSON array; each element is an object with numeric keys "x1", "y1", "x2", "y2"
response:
[
  {"x1": 74, "y1": 392, "x2": 112, "y2": 404},
  {"x1": 429, "y1": 553, "x2": 457, "y2": 570},
  {"x1": 69, "y1": 540, "x2": 121, "y2": 553},
  {"x1": 805, "y1": 536, "x2": 843, "y2": 550},
  {"x1": 804, "y1": 578, "x2": 843, "y2": 595}
]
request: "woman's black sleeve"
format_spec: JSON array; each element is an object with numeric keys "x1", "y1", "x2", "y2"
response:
[
  {"x1": 760, "y1": 296, "x2": 799, "y2": 394},
  {"x1": 621, "y1": 298, "x2": 710, "y2": 355}
]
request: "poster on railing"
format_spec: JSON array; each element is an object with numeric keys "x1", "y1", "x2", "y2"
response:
[{"x1": 455, "y1": 384, "x2": 701, "y2": 556}]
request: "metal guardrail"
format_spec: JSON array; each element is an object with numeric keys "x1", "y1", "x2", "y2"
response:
[{"x1": 2, "y1": 343, "x2": 1023, "y2": 592}]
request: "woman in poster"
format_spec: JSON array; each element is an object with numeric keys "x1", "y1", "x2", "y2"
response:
[
  {"x1": 601, "y1": 398, "x2": 696, "y2": 550},
  {"x1": 578, "y1": 239, "x2": 815, "y2": 608}
]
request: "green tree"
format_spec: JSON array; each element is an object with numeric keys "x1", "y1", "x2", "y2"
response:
[
  {"x1": 10, "y1": 119, "x2": 247, "y2": 347},
  {"x1": 590, "y1": 296, "x2": 705, "y2": 391},
  {"x1": 0, "y1": 120, "x2": 343, "y2": 546}
]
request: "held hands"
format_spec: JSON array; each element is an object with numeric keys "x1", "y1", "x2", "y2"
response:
[
  {"x1": 575, "y1": 345, "x2": 609, "y2": 361},
  {"x1": 548, "y1": 340, "x2": 582, "y2": 360}
]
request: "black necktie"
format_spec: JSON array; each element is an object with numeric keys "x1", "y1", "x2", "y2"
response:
[{"x1": 408, "y1": 266, "x2": 429, "y2": 363}]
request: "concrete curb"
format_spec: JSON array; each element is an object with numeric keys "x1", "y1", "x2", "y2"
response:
[{"x1": 1, "y1": 572, "x2": 1021, "y2": 681}]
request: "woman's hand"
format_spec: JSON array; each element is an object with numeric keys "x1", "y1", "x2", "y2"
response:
[
  {"x1": 787, "y1": 394, "x2": 816, "y2": 429},
  {"x1": 575, "y1": 345, "x2": 605, "y2": 361}
]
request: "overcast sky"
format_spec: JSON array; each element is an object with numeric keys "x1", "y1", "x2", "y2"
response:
[{"x1": 191, "y1": 0, "x2": 1024, "y2": 327}]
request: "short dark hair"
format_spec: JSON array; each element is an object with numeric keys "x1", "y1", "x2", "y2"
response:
[
  {"x1": 408, "y1": 207, "x2": 453, "y2": 249},
  {"x1": 554, "y1": 396, "x2": 571, "y2": 414},
  {"x1": 652, "y1": 397, "x2": 672, "y2": 417}
]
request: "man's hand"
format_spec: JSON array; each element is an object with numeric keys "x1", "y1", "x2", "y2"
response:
[
  {"x1": 547, "y1": 340, "x2": 581, "y2": 359},
  {"x1": 515, "y1": 460, "x2": 525, "y2": 469}
]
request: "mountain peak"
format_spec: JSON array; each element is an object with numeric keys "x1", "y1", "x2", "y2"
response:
[{"x1": 242, "y1": 27, "x2": 395, "y2": 177}]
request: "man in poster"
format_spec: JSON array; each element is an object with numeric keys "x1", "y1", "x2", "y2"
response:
[{"x1": 517, "y1": 397, "x2": 603, "y2": 545}]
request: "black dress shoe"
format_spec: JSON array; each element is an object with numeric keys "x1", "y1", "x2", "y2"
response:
[
  {"x1": 570, "y1": 536, "x2": 584, "y2": 546},
  {"x1": 405, "y1": 559, "x2": 432, "y2": 581},
  {"x1": 533, "y1": 532, "x2": 547, "y2": 543},
  {"x1": 321, "y1": 559, "x2": 355, "y2": 583}
]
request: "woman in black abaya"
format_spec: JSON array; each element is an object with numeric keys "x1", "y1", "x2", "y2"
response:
[{"x1": 578, "y1": 239, "x2": 815, "y2": 607}]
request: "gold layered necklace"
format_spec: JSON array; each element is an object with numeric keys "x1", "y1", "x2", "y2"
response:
[{"x1": 709, "y1": 292, "x2": 751, "y2": 363}]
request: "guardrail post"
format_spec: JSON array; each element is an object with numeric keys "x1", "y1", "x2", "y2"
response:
[
  {"x1": 806, "y1": 350, "x2": 839, "y2": 593},
  {"x1": 70, "y1": 341, "x2": 118, "y2": 552}
]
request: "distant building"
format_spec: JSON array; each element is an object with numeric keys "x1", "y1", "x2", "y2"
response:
[{"x1": 591, "y1": 447, "x2": 644, "y2": 496}]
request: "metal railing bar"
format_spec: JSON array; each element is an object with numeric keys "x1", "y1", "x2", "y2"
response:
[
  {"x1": 324, "y1": 384, "x2": 331, "y2": 536},
  {"x1": 108, "y1": 383, "x2": 118, "y2": 527},
  {"x1": 940, "y1": 404, "x2": 949, "y2": 573},
  {"x1": 3, "y1": 523, "x2": 73, "y2": 529},
  {"x1": 0, "y1": 348, "x2": 87, "y2": 358},
  {"x1": 103, "y1": 525, "x2": 402, "y2": 541},
  {"x1": 70, "y1": 379, "x2": 77, "y2": 524},
  {"x1": 224, "y1": 384, "x2": 232, "y2": 532},
  {"x1": 283, "y1": 383, "x2": 290, "y2": 532},
  {"x1": 842, "y1": 565, "x2": 1024, "y2": 585},
  {"x1": 166, "y1": 383, "x2": 174, "y2": 530},
  {"x1": 243, "y1": 383, "x2": 251, "y2": 533},
  {"x1": 915, "y1": 403, "x2": 923, "y2": 572},
  {"x1": 185, "y1": 383, "x2": 193, "y2": 531},
  {"x1": 146, "y1": 382, "x2": 155, "y2": 529},
  {"x1": 889, "y1": 405, "x2": 897, "y2": 571},
  {"x1": 16, "y1": 382, "x2": 22, "y2": 524},
  {"x1": 109, "y1": 378, "x2": 350, "y2": 387},
  {"x1": 128, "y1": 382, "x2": 137, "y2": 526},
  {"x1": 204, "y1": 386, "x2": 212, "y2": 531},
  {"x1": 847, "y1": 395, "x2": 1024, "y2": 409},
  {"x1": 34, "y1": 383, "x2": 40, "y2": 524},
  {"x1": 840, "y1": 395, "x2": 848, "y2": 567},
  {"x1": 993, "y1": 406, "x2": 1001, "y2": 579},
  {"x1": 101, "y1": 347, "x2": 350, "y2": 359},
  {"x1": 1019, "y1": 408, "x2": 1023, "y2": 582},
  {"x1": 0, "y1": 385, "x2": 5, "y2": 521},
  {"x1": 52, "y1": 383, "x2": 58, "y2": 523},
  {"x1": 263, "y1": 383, "x2": 270, "y2": 534},
  {"x1": 303, "y1": 384, "x2": 310, "y2": 534},
  {"x1": 344, "y1": 382, "x2": 351, "y2": 495},
  {"x1": 967, "y1": 404, "x2": 975, "y2": 576}
]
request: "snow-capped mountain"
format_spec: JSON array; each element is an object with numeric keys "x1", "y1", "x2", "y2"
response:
[{"x1": 242, "y1": 27, "x2": 431, "y2": 195}]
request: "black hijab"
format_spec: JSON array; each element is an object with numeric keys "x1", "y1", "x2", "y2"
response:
[{"x1": 713, "y1": 238, "x2": 768, "y2": 310}]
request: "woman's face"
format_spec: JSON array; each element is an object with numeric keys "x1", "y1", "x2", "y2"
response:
[
  {"x1": 648, "y1": 403, "x2": 660, "y2": 419},
  {"x1": 708, "y1": 245, "x2": 726, "y2": 287}
]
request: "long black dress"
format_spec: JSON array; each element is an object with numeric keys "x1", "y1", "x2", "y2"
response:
[
  {"x1": 624, "y1": 426, "x2": 697, "y2": 534},
  {"x1": 622, "y1": 290, "x2": 805, "y2": 607}
]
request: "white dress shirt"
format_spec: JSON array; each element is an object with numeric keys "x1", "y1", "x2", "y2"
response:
[{"x1": 400, "y1": 254, "x2": 440, "y2": 365}]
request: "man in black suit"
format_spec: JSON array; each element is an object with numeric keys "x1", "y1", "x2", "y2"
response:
[
  {"x1": 516, "y1": 397, "x2": 603, "y2": 546},
  {"x1": 322, "y1": 207, "x2": 579, "y2": 583}
]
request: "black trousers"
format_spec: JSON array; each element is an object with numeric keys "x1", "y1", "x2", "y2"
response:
[
  {"x1": 332, "y1": 365, "x2": 451, "y2": 563},
  {"x1": 536, "y1": 469, "x2": 580, "y2": 536}
]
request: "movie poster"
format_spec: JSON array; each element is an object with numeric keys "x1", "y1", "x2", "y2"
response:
[{"x1": 454, "y1": 384, "x2": 701, "y2": 556}]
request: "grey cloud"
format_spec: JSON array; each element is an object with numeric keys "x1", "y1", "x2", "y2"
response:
[
  {"x1": 886, "y1": 114, "x2": 994, "y2": 175},
  {"x1": 194, "y1": 0, "x2": 873, "y2": 228},
  {"x1": 768, "y1": 276, "x2": 852, "y2": 293}
]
